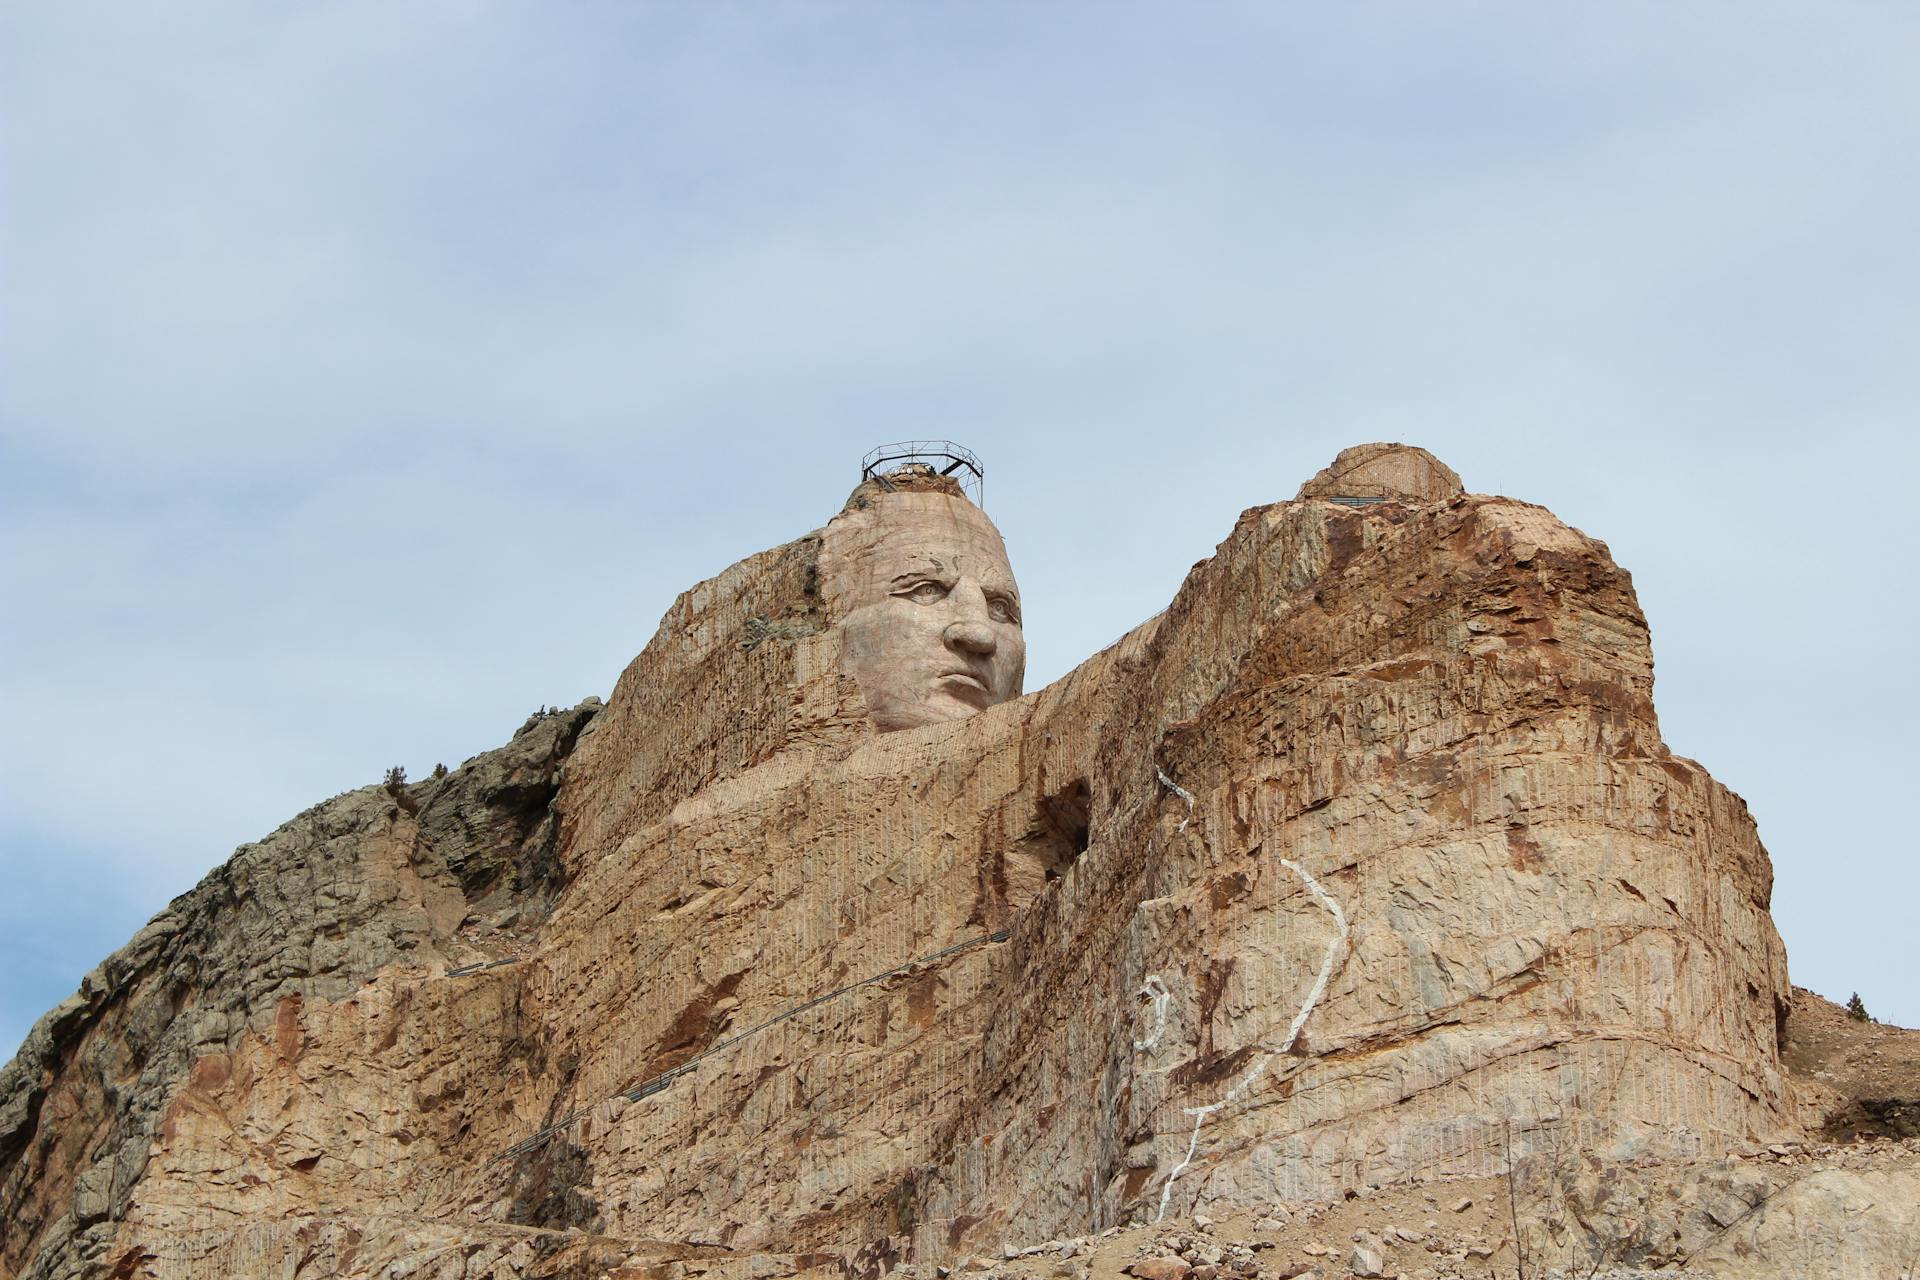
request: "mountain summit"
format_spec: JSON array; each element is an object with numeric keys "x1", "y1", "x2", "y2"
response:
[{"x1": 5, "y1": 446, "x2": 1914, "y2": 1280}]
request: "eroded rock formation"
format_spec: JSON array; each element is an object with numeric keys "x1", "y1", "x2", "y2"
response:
[{"x1": 1, "y1": 444, "x2": 1893, "y2": 1279}]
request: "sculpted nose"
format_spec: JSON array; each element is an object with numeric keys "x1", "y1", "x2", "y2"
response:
[{"x1": 944, "y1": 619, "x2": 997, "y2": 656}]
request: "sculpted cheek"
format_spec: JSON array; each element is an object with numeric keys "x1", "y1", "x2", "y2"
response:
[{"x1": 995, "y1": 631, "x2": 1027, "y2": 698}]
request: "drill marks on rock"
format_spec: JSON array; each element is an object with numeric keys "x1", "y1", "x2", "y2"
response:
[
  {"x1": 1155, "y1": 855, "x2": 1352, "y2": 1221},
  {"x1": 495, "y1": 928, "x2": 1012, "y2": 1162}
]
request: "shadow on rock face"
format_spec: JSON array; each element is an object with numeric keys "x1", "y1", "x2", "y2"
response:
[{"x1": 507, "y1": 1138, "x2": 604, "y2": 1234}]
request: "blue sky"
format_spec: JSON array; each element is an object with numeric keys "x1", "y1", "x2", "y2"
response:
[{"x1": 4, "y1": 3, "x2": 1917, "y2": 1055}]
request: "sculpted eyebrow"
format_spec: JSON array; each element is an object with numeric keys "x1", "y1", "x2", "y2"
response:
[{"x1": 887, "y1": 557, "x2": 954, "y2": 587}]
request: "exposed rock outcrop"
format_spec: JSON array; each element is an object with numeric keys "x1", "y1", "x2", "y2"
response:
[
  {"x1": 2, "y1": 446, "x2": 1909, "y2": 1279},
  {"x1": 0, "y1": 708, "x2": 597, "y2": 1279},
  {"x1": 1295, "y1": 443, "x2": 1464, "y2": 505}
]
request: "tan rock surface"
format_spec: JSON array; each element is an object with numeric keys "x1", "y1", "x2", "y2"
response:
[
  {"x1": 823, "y1": 478, "x2": 1026, "y2": 732},
  {"x1": 4, "y1": 445, "x2": 1909, "y2": 1279},
  {"x1": 0, "y1": 707, "x2": 599, "y2": 1279},
  {"x1": 1295, "y1": 444, "x2": 1463, "y2": 504}
]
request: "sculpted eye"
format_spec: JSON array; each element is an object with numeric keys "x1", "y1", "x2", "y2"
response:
[
  {"x1": 987, "y1": 595, "x2": 1020, "y2": 625},
  {"x1": 900, "y1": 580, "x2": 949, "y2": 605}
]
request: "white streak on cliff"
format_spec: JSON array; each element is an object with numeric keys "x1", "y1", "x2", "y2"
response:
[
  {"x1": 1155, "y1": 857, "x2": 1351, "y2": 1221},
  {"x1": 1156, "y1": 768, "x2": 1196, "y2": 833},
  {"x1": 1134, "y1": 975, "x2": 1171, "y2": 1051},
  {"x1": 1274, "y1": 857, "x2": 1350, "y2": 1054},
  {"x1": 1158, "y1": 1056, "x2": 1269, "y2": 1221}
]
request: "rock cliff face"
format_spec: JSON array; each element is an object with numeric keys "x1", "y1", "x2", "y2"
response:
[{"x1": 0, "y1": 445, "x2": 1877, "y2": 1279}]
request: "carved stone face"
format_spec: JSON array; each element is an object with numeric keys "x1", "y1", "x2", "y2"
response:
[{"x1": 824, "y1": 491, "x2": 1026, "y2": 732}]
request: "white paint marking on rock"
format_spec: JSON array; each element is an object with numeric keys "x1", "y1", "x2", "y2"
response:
[
  {"x1": 1159, "y1": 1056, "x2": 1269, "y2": 1222},
  {"x1": 1273, "y1": 857, "x2": 1350, "y2": 1055},
  {"x1": 1156, "y1": 768, "x2": 1196, "y2": 833},
  {"x1": 1154, "y1": 855, "x2": 1351, "y2": 1222},
  {"x1": 1135, "y1": 975, "x2": 1171, "y2": 1051}
]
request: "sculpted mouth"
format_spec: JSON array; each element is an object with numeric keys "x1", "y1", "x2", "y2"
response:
[{"x1": 938, "y1": 671, "x2": 991, "y2": 697}]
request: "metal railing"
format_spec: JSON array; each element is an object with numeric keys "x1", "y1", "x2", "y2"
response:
[{"x1": 860, "y1": 440, "x2": 985, "y2": 506}]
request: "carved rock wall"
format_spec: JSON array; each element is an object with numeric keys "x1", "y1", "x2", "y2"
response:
[
  {"x1": 0, "y1": 709, "x2": 597, "y2": 1279},
  {"x1": 0, "y1": 459, "x2": 1803, "y2": 1278}
]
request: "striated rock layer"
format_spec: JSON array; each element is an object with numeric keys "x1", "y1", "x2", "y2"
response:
[{"x1": 2, "y1": 447, "x2": 1811, "y2": 1278}]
